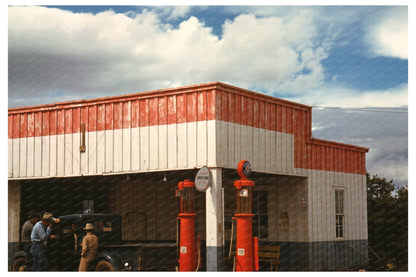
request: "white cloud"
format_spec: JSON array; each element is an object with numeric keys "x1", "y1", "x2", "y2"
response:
[
  {"x1": 364, "y1": 7, "x2": 408, "y2": 59},
  {"x1": 8, "y1": 6, "x2": 409, "y2": 109},
  {"x1": 8, "y1": 6, "x2": 331, "y2": 107},
  {"x1": 292, "y1": 83, "x2": 408, "y2": 108},
  {"x1": 167, "y1": 6, "x2": 191, "y2": 20}
]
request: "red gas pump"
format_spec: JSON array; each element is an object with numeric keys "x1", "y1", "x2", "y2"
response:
[
  {"x1": 176, "y1": 180, "x2": 200, "y2": 271},
  {"x1": 234, "y1": 160, "x2": 259, "y2": 271}
]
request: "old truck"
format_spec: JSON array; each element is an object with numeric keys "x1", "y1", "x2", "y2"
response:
[{"x1": 11, "y1": 213, "x2": 177, "y2": 271}]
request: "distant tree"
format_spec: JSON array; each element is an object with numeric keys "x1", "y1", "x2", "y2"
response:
[
  {"x1": 366, "y1": 173, "x2": 408, "y2": 271},
  {"x1": 394, "y1": 185, "x2": 408, "y2": 268}
]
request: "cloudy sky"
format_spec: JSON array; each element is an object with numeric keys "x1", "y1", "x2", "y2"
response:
[{"x1": 7, "y1": 2, "x2": 411, "y2": 186}]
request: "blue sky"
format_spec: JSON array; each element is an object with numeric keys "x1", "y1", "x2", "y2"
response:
[{"x1": 7, "y1": 3, "x2": 410, "y2": 186}]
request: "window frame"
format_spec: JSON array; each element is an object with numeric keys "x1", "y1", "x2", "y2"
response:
[{"x1": 334, "y1": 188, "x2": 346, "y2": 240}]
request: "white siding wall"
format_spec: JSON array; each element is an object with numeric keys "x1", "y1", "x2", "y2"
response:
[
  {"x1": 307, "y1": 170, "x2": 368, "y2": 242},
  {"x1": 215, "y1": 121, "x2": 297, "y2": 175},
  {"x1": 9, "y1": 119, "x2": 300, "y2": 178},
  {"x1": 8, "y1": 121, "x2": 217, "y2": 178}
]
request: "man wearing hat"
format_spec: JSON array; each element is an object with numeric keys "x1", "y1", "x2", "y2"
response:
[
  {"x1": 21, "y1": 211, "x2": 41, "y2": 253},
  {"x1": 78, "y1": 223, "x2": 98, "y2": 271},
  {"x1": 30, "y1": 212, "x2": 58, "y2": 271}
]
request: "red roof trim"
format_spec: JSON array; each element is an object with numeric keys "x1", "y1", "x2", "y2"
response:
[{"x1": 8, "y1": 82, "x2": 311, "y2": 114}]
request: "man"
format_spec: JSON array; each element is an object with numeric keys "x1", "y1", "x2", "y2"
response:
[
  {"x1": 30, "y1": 212, "x2": 58, "y2": 271},
  {"x1": 59, "y1": 222, "x2": 79, "y2": 271},
  {"x1": 78, "y1": 223, "x2": 98, "y2": 271},
  {"x1": 47, "y1": 218, "x2": 62, "y2": 270},
  {"x1": 21, "y1": 211, "x2": 41, "y2": 252},
  {"x1": 70, "y1": 223, "x2": 79, "y2": 270}
]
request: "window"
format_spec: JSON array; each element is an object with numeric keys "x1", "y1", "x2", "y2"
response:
[
  {"x1": 83, "y1": 200, "x2": 94, "y2": 213},
  {"x1": 253, "y1": 190, "x2": 268, "y2": 238},
  {"x1": 335, "y1": 190, "x2": 345, "y2": 238}
]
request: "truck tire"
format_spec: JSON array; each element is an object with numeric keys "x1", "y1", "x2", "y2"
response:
[
  {"x1": 95, "y1": 260, "x2": 115, "y2": 271},
  {"x1": 12, "y1": 257, "x2": 27, "y2": 271}
]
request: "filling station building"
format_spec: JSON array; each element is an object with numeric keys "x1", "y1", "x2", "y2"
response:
[{"x1": 8, "y1": 82, "x2": 369, "y2": 271}]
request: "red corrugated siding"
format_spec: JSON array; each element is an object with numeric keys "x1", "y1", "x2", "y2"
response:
[
  {"x1": 130, "y1": 99, "x2": 138, "y2": 127},
  {"x1": 167, "y1": 96, "x2": 176, "y2": 124},
  {"x1": 114, "y1": 102, "x2": 122, "y2": 130},
  {"x1": 207, "y1": 89, "x2": 216, "y2": 120},
  {"x1": 160, "y1": 96, "x2": 166, "y2": 123},
  {"x1": 305, "y1": 140, "x2": 369, "y2": 174},
  {"x1": 8, "y1": 82, "x2": 368, "y2": 174}
]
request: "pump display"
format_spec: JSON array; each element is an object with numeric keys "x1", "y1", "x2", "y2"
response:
[
  {"x1": 176, "y1": 180, "x2": 200, "y2": 271},
  {"x1": 233, "y1": 160, "x2": 259, "y2": 271}
]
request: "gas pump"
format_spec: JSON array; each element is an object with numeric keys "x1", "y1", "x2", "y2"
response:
[
  {"x1": 176, "y1": 180, "x2": 200, "y2": 271},
  {"x1": 233, "y1": 160, "x2": 259, "y2": 271}
]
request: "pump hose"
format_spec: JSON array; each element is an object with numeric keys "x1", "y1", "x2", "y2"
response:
[
  {"x1": 228, "y1": 219, "x2": 234, "y2": 262},
  {"x1": 176, "y1": 217, "x2": 179, "y2": 263},
  {"x1": 196, "y1": 235, "x2": 201, "y2": 272}
]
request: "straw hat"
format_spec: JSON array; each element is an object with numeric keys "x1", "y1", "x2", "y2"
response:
[
  {"x1": 41, "y1": 212, "x2": 53, "y2": 222},
  {"x1": 83, "y1": 223, "x2": 94, "y2": 231}
]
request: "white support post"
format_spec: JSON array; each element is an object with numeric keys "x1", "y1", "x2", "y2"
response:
[{"x1": 205, "y1": 167, "x2": 224, "y2": 271}]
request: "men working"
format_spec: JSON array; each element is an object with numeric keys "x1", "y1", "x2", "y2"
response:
[
  {"x1": 30, "y1": 212, "x2": 58, "y2": 271},
  {"x1": 78, "y1": 223, "x2": 98, "y2": 271}
]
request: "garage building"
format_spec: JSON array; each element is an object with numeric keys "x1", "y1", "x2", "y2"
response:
[{"x1": 8, "y1": 82, "x2": 369, "y2": 271}]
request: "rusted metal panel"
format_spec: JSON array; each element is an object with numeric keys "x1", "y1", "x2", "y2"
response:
[
  {"x1": 148, "y1": 97, "x2": 158, "y2": 126},
  {"x1": 131, "y1": 99, "x2": 139, "y2": 128},
  {"x1": 176, "y1": 94, "x2": 186, "y2": 124},
  {"x1": 197, "y1": 91, "x2": 206, "y2": 121},
  {"x1": 187, "y1": 92, "x2": 197, "y2": 122}
]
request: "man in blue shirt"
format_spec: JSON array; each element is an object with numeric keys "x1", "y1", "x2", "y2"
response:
[{"x1": 30, "y1": 212, "x2": 58, "y2": 271}]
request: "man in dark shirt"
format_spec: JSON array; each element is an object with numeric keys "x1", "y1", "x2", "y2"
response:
[{"x1": 21, "y1": 211, "x2": 41, "y2": 252}]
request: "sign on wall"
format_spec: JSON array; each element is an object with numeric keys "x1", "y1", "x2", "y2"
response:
[{"x1": 195, "y1": 166, "x2": 211, "y2": 192}]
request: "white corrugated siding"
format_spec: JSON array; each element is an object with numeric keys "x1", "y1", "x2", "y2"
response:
[
  {"x1": 215, "y1": 120, "x2": 298, "y2": 175},
  {"x1": 308, "y1": 170, "x2": 368, "y2": 242},
  {"x1": 8, "y1": 121, "x2": 217, "y2": 178}
]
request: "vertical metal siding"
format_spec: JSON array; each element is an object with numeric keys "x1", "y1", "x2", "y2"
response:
[
  {"x1": 8, "y1": 83, "x2": 368, "y2": 179},
  {"x1": 8, "y1": 88, "x2": 219, "y2": 178},
  {"x1": 308, "y1": 170, "x2": 368, "y2": 243},
  {"x1": 215, "y1": 90, "x2": 310, "y2": 174}
]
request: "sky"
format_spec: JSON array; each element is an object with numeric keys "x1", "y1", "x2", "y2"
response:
[{"x1": 6, "y1": 2, "x2": 412, "y2": 187}]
